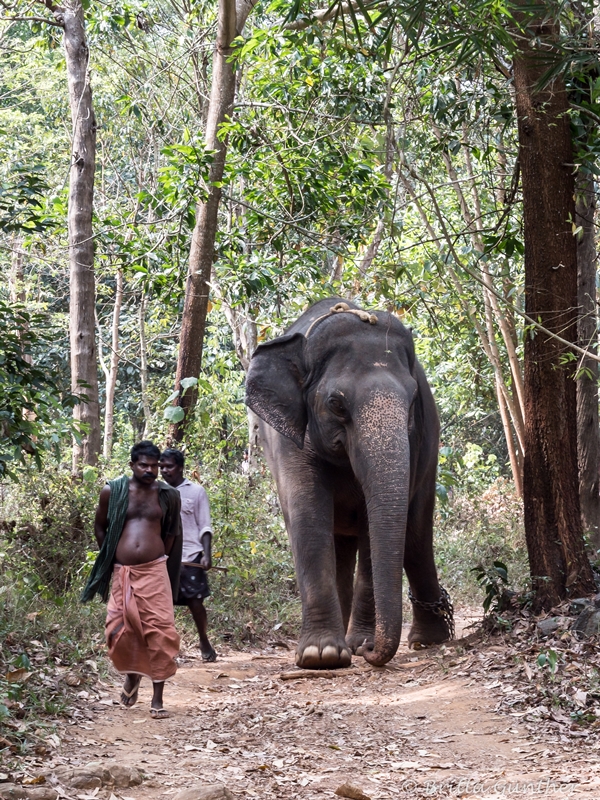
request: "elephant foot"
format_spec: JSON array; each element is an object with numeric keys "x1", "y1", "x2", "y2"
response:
[
  {"x1": 407, "y1": 611, "x2": 453, "y2": 649},
  {"x1": 346, "y1": 627, "x2": 374, "y2": 657},
  {"x1": 295, "y1": 634, "x2": 352, "y2": 670},
  {"x1": 407, "y1": 586, "x2": 454, "y2": 649}
]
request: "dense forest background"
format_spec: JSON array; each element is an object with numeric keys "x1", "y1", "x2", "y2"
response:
[{"x1": 2, "y1": 0, "x2": 600, "y2": 684}]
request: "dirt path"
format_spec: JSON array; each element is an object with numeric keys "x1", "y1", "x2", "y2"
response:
[{"x1": 36, "y1": 613, "x2": 599, "y2": 800}]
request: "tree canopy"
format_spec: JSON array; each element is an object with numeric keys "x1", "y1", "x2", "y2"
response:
[{"x1": 1, "y1": 0, "x2": 599, "y2": 604}]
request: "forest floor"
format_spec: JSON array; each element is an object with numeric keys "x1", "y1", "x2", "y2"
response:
[{"x1": 3, "y1": 608, "x2": 600, "y2": 800}]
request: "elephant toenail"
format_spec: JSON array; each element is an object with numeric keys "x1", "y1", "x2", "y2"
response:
[
  {"x1": 302, "y1": 645, "x2": 319, "y2": 661},
  {"x1": 321, "y1": 645, "x2": 337, "y2": 661}
]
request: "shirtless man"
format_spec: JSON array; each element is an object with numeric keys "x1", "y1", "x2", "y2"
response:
[{"x1": 82, "y1": 441, "x2": 182, "y2": 718}]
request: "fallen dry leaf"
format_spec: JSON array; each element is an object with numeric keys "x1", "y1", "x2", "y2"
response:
[
  {"x1": 6, "y1": 668, "x2": 32, "y2": 683},
  {"x1": 0, "y1": 737, "x2": 17, "y2": 753},
  {"x1": 335, "y1": 783, "x2": 372, "y2": 800}
]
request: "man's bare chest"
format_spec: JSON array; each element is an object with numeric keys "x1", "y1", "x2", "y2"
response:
[{"x1": 126, "y1": 489, "x2": 163, "y2": 523}]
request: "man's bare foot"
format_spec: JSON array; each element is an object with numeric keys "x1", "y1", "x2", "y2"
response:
[
  {"x1": 120, "y1": 674, "x2": 141, "y2": 707},
  {"x1": 150, "y1": 706, "x2": 170, "y2": 719},
  {"x1": 201, "y1": 644, "x2": 217, "y2": 662}
]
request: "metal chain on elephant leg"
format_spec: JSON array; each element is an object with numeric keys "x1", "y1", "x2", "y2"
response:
[{"x1": 408, "y1": 586, "x2": 455, "y2": 639}]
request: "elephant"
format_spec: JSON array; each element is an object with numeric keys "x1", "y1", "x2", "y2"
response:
[{"x1": 245, "y1": 297, "x2": 453, "y2": 669}]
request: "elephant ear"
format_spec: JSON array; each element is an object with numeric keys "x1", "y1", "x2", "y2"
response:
[{"x1": 245, "y1": 332, "x2": 308, "y2": 449}]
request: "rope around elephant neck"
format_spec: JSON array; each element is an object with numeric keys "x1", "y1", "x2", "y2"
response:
[{"x1": 304, "y1": 302, "x2": 378, "y2": 338}]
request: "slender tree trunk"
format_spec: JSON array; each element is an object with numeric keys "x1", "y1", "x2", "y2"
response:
[
  {"x1": 437, "y1": 125, "x2": 526, "y2": 485},
  {"x1": 10, "y1": 238, "x2": 35, "y2": 436},
  {"x1": 139, "y1": 292, "x2": 152, "y2": 438},
  {"x1": 214, "y1": 278, "x2": 262, "y2": 466},
  {"x1": 513, "y1": 15, "x2": 595, "y2": 606},
  {"x1": 49, "y1": 1, "x2": 100, "y2": 469},
  {"x1": 397, "y1": 164, "x2": 525, "y2": 493},
  {"x1": 10, "y1": 238, "x2": 33, "y2": 362},
  {"x1": 9, "y1": 237, "x2": 25, "y2": 306},
  {"x1": 170, "y1": 0, "x2": 257, "y2": 442},
  {"x1": 575, "y1": 174, "x2": 600, "y2": 550},
  {"x1": 102, "y1": 269, "x2": 123, "y2": 460},
  {"x1": 496, "y1": 374, "x2": 523, "y2": 497},
  {"x1": 358, "y1": 106, "x2": 394, "y2": 282}
]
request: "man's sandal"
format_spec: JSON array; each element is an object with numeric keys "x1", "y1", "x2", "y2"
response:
[
  {"x1": 120, "y1": 679, "x2": 140, "y2": 708},
  {"x1": 150, "y1": 707, "x2": 170, "y2": 719},
  {"x1": 201, "y1": 647, "x2": 217, "y2": 663}
]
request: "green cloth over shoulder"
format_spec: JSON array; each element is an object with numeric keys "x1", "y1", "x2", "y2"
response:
[{"x1": 81, "y1": 475, "x2": 182, "y2": 603}]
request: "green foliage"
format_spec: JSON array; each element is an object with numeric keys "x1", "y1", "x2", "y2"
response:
[
  {"x1": 180, "y1": 468, "x2": 300, "y2": 644},
  {"x1": 0, "y1": 470, "x2": 100, "y2": 594},
  {"x1": 164, "y1": 406, "x2": 185, "y2": 423},
  {"x1": 0, "y1": 164, "x2": 53, "y2": 234},
  {"x1": 0, "y1": 468, "x2": 106, "y2": 749},
  {"x1": 437, "y1": 443, "x2": 501, "y2": 504},
  {"x1": 434, "y1": 479, "x2": 527, "y2": 604},
  {"x1": 537, "y1": 648, "x2": 559, "y2": 675},
  {"x1": 0, "y1": 301, "x2": 78, "y2": 479},
  {"x1": 139, "y1": 134, "x2": 213, "y2": 233},
  {"x1": 471, "y1": 559, "x2": 510, "y2": 614}
]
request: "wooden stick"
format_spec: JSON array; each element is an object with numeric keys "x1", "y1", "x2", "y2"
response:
[
  {"x1": 181, "y1": 563, "x2": 229, "y2": 573},
  {"x1": 279, "y1": 667, "x2": 360, "y2": 681}
]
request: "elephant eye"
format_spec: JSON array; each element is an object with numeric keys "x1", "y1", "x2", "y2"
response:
[{"x1": 327, "y1": 396, "x2": 347, "y2": 416}]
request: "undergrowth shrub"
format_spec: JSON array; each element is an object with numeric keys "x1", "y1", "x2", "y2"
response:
[
  {"x1": 0, "y1": 468, "x2": 99, "y2": 595},
  {"x1": 0, "y1": 471, "x2": 106, "y2": 744},
  {"x1": 176, "y1": 467, "x2": 300, "y2": 648},
  {"x1": 434, "y1": 477, "x2": 527, "y2": 604}
]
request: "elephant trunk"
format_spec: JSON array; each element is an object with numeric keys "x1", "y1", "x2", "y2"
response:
[{"x1": 351, "y1": 390, "x2": 411, "y2": 666}]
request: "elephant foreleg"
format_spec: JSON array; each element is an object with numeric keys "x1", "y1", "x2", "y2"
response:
[
  {"x1": 284, "y1": 491, "x2": 352, "y2": 669},
  {"x1": 334, "y1": 535, "x2": 358, "y2": 631},
  {"x1": 346, "y1": 534, "x2": 376, "y2": 655},
  {"x1": 404, "y1": 479, "x2": 451, "y2": 648}
]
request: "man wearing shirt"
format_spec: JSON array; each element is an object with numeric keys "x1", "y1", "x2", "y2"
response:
[{"x1": 160, "y1": 448, "x2": 217, "y2": 662}]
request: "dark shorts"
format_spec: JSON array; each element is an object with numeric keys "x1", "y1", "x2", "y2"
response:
[{"x1": 175, "y1": 553, "x2": 211, "y2": 605}]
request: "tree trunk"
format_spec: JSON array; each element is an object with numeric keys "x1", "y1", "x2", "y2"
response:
[
  {"x1": 513, "y1": 16, "x2": 595, "y2": 606},
  {"x1": 214, "y1": 279, "x2": 263, "y2": 466},
  {"x1": 576, "y1": 174, "x2": 600, "y2": 551},
  {"x1": 9, "y1": 237, "x2": 25, "y2": 306},
  {"x1": 52, "y1": 1, "x2": 100, "y2": 469},
  {"x1": 170, "y1": 0, "x2": 257, "y2": 442},
  {"x1": 139, "y1": 292, "x2": 153, "y2": 438},
  {"x1": 102, "y1": 269, "x2": 123, "y2": 460}
]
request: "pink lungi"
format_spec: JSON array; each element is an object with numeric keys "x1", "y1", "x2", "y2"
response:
[{"x1": 105, "y1": 555, "x2": 180, "y2": 682}]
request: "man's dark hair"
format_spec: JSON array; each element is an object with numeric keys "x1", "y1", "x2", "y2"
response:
[
  {"x1": 160, "y1": 448, "x2": 185, "y2": 467},
  {"x1": 130, "y1": 440, "x2": 161, "y2": 462}
]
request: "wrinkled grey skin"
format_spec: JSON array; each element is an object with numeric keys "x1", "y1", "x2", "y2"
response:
[{"x1": 245, "y1": 298, "x2": 449, "y2": 668}]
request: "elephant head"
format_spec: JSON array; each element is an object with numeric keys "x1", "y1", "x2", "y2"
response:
[{"x1": 246, "y1": 308, "x2": 423, "y2": 666}]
